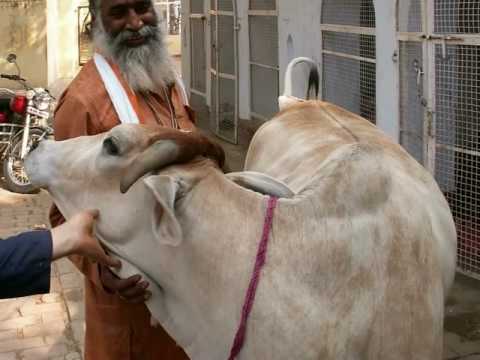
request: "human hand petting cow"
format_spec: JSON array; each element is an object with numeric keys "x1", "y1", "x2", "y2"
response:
[
  {"x1": 0, "y1": 209, "x2": 120, "y2": 299},
  {"x1": 0, "y1": 204, "x2": 151, "y2": 303},
  {"x1": 51, "y1": 210, "x2": 119, "y2": 266}
]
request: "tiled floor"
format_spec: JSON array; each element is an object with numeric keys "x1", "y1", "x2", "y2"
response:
[{"x1": 0, "y1": 189, "x2": 84, "y2": 360}]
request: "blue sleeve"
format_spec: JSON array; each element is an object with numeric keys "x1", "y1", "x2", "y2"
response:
[{"x1": 0, "y1": 230, "x2": 53, "y2": 299}]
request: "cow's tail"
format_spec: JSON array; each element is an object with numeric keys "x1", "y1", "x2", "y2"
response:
[
  {"x1": 306, "y1": 62, "x2": 320, "y2": 100},
  {"x1": 279, "y1": 57, "x2": 319, "y2": 111}
]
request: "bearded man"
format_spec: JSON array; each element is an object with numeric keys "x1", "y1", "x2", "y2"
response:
[{"x1": 50, "y1": 1, "x2": 193, "y2": 359}]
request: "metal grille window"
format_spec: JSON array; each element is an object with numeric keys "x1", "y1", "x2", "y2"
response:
[
  {"x1": 435, "y1": 44, "x2": 480, "y2": 277},
  {"x1": 155, "y1": 1, "x2": 182, "y2": 35},
  {"x1": 210, "y1": 0, "x2": 238, "y2": 143},
  {"x1": 399, "y1": 42, "x2": 425, "y2": 164},
  {"x1": 435, "y1": 0, "x2": 480, "y2": 34},
  {"x1": 190, "y1": 27, "x2": 205, "y2": 86},
  {"x1": 190, "y1": 0, "x2": 203, "y2": 13},
  {"x1": 190, "y1": 0, "x2": 207, "y2": 94},
  {"x1": 397, "y1": 0, "x2": 480, "y2": 279},
  {"x1": 218, "y1": 0, "x2": 233, "y2": 11},
  {"x1": 322, "y1": 0, "x2": 375, "y2": 28},
  {"x1": 249, "y1": 0, "x2": 279, "y2": 121},
  {"x1": 249, "y1": 0, "x2": 275, "y2": 11},
  {"x1": 397, "y1": 0, "x2": 423, "y2": 33},
  {"x1": 321, "y1": 0, "x2": 377, "y2": 123},
  {"x1": 397, "y1": 1, "x2": 425, "y2": 165}
]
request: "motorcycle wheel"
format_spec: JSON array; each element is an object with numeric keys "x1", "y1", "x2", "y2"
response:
[{"x1": 2, "y1": 128, "x2": 45, "y2": 194}]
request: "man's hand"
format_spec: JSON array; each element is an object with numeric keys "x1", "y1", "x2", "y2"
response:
[
  {"x1": 51, "y1": 209, "x2": 120, "y2": 269},
  {"x1": 99, "y1": 264, "x2": 151, "y2": 304}
]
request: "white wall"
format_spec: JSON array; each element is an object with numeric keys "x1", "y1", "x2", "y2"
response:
[
  {"x1": 182, "y1": 0, "x2": 400, "y2": 142},
  {"x1": 373, "y1": 0, "x2": 400, "y2": 142},
  {"x1": 277, "y1": 0, "x2": 322, "y2": 99},
  {"x1": 276, "y1": 0, "x2": 399, "y2": 141},
  {"x1": 0, "y1": 0, "x2": 48, "y2": 89},
  {"x1": 47, "y1": 0, "x2": 89, "y2": 96},
  {"x1": 180, "y1": 0, "x2": 190, "y2": 92},
  {"x1": 236, "y1": 0, "x2": 250, "y2": 119}
]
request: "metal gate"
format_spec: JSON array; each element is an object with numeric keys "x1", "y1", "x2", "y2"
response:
[
  {"x1": 156, "y1": 1, "x2": 182, "y2": 34},
  {"x1": 210, "y1": 0, "x2": 238, "y2": 143},
  {"x1": 398, "y1": 0, "x2": 480, "y2": 279},
  {"x1": 398, "y1": 0, "x2": 426, "y2": 165},
  {"x1": 433, "y1": 0, "x2": 480, "y2": 278},
  {"x1": 189, "y1": 0, "x2": 207, "y2": 96},
  {"x1": 320, "y1": 0, "x2": 377, "y2": 124},
  {"x1": 248, "y1": 0, "x2": 279, "y2": 121}
]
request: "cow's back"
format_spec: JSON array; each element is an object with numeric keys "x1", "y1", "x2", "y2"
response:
[
  {"x1": 243, "y1": 101, "x2": 456, "y2": 359},
  {"x1": 246, "y1": 101, "x2": 422, "y2": 192}
]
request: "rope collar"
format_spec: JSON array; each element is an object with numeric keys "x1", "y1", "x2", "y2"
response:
[{"x1": 228, "y1": 196, "x2": 278, "y2": 359}]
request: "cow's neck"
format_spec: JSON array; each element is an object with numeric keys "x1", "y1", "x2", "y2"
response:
[{"x1": 156, "y1": 172, "x2": 270, "y2": 359}]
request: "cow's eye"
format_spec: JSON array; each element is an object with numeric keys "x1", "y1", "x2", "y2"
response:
[{"x1": 103, "y1": 137, "x2": 121, "y2": 156}]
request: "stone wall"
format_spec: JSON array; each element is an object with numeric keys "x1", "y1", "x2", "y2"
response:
[
  {"x1": 0, "y1": 0, "x2": 48, "y2": 89},
  {"x1": 46, "y1": 0, "x2": 89, "y2": 96}
]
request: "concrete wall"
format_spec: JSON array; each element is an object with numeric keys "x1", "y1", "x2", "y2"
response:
[
  {"x1": 374, "y1": 0, "x2": 399, "y2": 142},
  {"x1": 182, "y1": 0, "x2": 400, "y2": 140},
  {"x1": 47, "y1": 0, "x2": 88, "y2": 96},
  {"x1": 277, "y1": 0, "x2": 322, "y2": 98},
  {"x1": 0, "y1": 0, "x2": 48, "y2": 89},
  {"x1": 0, "y1": 0, "x2": 89, "y2": 94}
]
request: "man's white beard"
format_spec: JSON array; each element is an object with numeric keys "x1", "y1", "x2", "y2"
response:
[{"x1": 92, "y1": 18, "x2": 176, "y2": 93}]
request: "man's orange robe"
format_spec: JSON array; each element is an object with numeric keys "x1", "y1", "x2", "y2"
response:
[{"x1": 50, "y1": 60, "x2": 193, "y2": 360}]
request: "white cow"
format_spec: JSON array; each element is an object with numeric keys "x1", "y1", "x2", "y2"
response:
[{"x1": 25, "y1": 60, "x2": 456, "y2": 360}]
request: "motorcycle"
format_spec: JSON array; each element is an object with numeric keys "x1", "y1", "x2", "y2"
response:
[{"x1": 0, "y1": 53, "x2": 54, "y2": 194}]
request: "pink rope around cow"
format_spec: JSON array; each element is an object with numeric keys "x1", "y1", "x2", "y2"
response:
[{"x1": 228, "y1": 196, "x2": 278, "y2": 360}]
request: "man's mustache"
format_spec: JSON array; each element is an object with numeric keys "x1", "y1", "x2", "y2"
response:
[{"x1": 113, "y1": 25, "x2": 158, "y2": 45}]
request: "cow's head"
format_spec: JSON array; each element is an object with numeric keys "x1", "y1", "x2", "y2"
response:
[
  {"x1": 26, "y1": 124, "x2": 292, "y2": 251},
  {"x1": 25, "y1": 124, "x2": 225, "y2": 246}
]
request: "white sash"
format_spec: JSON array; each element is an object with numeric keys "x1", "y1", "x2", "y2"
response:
[
  {"x1": 94, "y1": 53, "x2": 190, "y2": 125},
  {"x1": 94, "y1": 53, "x2": 140, "y2": 124}
]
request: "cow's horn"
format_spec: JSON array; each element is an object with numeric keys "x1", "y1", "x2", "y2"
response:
[
  {"x1": 120, "y1": 141, "x2": 178, "y2": 193},
  {"x1": 120, "y1": 132, "x2": 225, "y2": 193},
  {"x1": 227, "y1": 171, "x2": 295, "y2": 198}
]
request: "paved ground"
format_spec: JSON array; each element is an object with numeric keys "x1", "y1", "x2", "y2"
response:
[{"x1": 0, "y1": 188, "x2": 84, "y2": 360}]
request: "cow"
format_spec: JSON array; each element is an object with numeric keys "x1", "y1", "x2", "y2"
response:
[{"x1": 25, "y1": 58, "x2": 456, "y2": 360}]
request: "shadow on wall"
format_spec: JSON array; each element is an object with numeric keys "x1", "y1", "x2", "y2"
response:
[{"x1": 0, "y1": 0, "x2": 48, "y2": 89}]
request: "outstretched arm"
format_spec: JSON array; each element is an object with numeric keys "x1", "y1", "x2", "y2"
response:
[{"x1": 0, "y1": 210, "x2": 119, "y2": 299}]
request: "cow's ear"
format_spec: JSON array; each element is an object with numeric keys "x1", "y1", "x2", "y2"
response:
[{"x1": 143, "y1": 175, "x2": 183, "y2": 246}]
